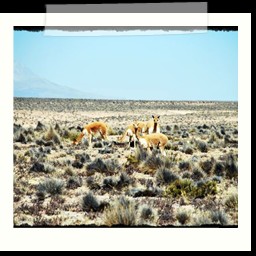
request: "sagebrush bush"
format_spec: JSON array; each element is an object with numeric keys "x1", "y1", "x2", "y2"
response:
[
  {"x1": 182, "y1": 171, "x2": 191, "y2": 179},
  {"x1": 66, "y1": 176, "x2": 83, "y2": 189},
  {"x1": 224, "y1": 192, "x2": 238, "y2": 209},
  {"x1": 75, "y1": 153, "x2": 91, "y2": 163},
  {"x1": 200, "y1": 158, "x2": 215, "y2": 175},
  {"x1": 140, "y1": 205, "x2": 156, "y2": 224},
  {"x1": 14, "y1": 131, "x2": 27, "y2": 144},
  {"x1": 176, "y1": 209, "x2": 191, "y2": 225},
  {"x1": 86, "y1": 176, "x2": 101, "y2": 190},
  {"x1": 165, "y1": 141, "x2": 172, "y2": 150},
  {"x1": 197, "y1": 141, "x2": 208, "y2": 153},
  {"x1": 191, "y1": 168, "x2": 204, "y2": 181},
  {"x1": 214, "y1": 161, "x2": 226, "y2": 176},
  {"x1": 13, "y1": 153, "x2": 17, "y2": 164},
  {"x1": 35, "y1": 121, "x2": 46, "y2": 132},
  {"x1": 144, "y1": 154, "x2": 164, "y2": 170},
  {"x1": 62, "y1": 129, "x2": 80, "y2": 141},
  {"x1": 184, "y1": 145, "x2": 194, "y2": 155},
  {"x1": 193, "y1": 213, "x2": 212, "y2": 226},
  {"x1": 211, "y1": 176, "x2": 222, "y2": 183},
  {"x1": 173, "y1": 124, "x2": 180, "y2": 132},
  {"x1": 30, "y1": 162, "x2": 55, "y2": 173},
  {"x1": 43, "y1": 126, "x2": 61, "y2": 144},
  {"x1": 155, "y1": 168, "x2": 179, "y2": 185},
  {"x1": 225, "y1": 153, "x2": 238, "y2": 179},
  {"x1": 37, "y1": 178, "x2": 64, "y2": 196},
  {"x1": 103, "y1": 176, "x2": 118, "y2": 189},
  {"x1": 93, "y1": 141, "x2": 104, "y2": 148},
  {"x1": 179, "y1": 161, "x2": 191, "y2": 171},
  {"x1": 103, "y1": 172, "x2": 133, "y2": 190},
  {"x1": 211, "y1": 210, "x2": 228, "y2": 225},
  {"x1": 82, "y1": 192, "x2": 101, "y2": 212},
  {"x1": 134, "y1": 145, "x2": 148, "y2": 162},
  {"x1": 103, "y1": 197, "x2": 137, "y2": 226},
  {"x1": 64, "y1": 167, "x2": 75, "y2": 176},
  {"x1": 208, "y1": 132, "x2": 218, "y2": 144},
  {"x1": 118, "y1": 172, "x2": 133, "y2": 187},
  {"x1": 87, "y1": 158, "x2": 120, "y2": 176}
]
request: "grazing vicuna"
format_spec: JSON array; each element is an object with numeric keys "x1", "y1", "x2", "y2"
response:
[{"x1": 73, "y1": 121, "x2": 108, "y2": 146}]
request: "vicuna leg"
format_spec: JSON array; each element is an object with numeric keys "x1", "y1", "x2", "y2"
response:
[
  {"x1": 88, "y1": 133, "x2": 92, "y2": 146},
  {"x1": 99, "y1": 129, "x2": 108, "y2": 141},
  {"x1": 160, "y1": 147, "x2": 166, "y2": 156}
]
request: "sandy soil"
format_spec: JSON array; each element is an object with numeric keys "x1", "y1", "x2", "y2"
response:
[{"x1": 13, "y1": 98, "x2": 238, "y2": 227}]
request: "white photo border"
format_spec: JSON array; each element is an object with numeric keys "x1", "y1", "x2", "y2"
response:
[{"x1": 0, "y1": 13, "x2": 251, "y2": 251}]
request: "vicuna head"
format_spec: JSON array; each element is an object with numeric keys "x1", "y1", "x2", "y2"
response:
[{"x1": 152, "y1": 115, "x2": 160, "y2": 124}]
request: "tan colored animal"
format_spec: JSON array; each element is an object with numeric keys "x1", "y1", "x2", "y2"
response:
[
  {"x1": 118, "y1": 121, "x2": 147, "y2": 147},
  {"x1": 134, "y1": 121, "x2": 168, "y2": 156},
  {"x1": 73, "y1": 121, "x2": 108, "y2": 146},
  {"x1": 145, "y1": 115, "x2": 161, "y2": 134}
]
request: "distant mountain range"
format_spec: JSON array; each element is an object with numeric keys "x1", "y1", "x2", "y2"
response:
[{"x1": 14, "y1": 62, "x2": 99, "y2": 99}]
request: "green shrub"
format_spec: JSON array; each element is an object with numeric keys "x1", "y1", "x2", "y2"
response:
[
  {"x1": 165, "y1": 179, "x2": 194, "y2": 198},
  {"x1": 195, "y1": 180, "x2": 217, "y2": 198},
  {"x1": 165, "y1": 179, "x2": 217, "y2": 199},
  {"x1": 182, "y1": 172, "x2": 191, "y2": 179}
]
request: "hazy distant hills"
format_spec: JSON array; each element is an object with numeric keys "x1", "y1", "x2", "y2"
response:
[{"x1": 14, "y1": 62, "x2": 99, "y2": 99}]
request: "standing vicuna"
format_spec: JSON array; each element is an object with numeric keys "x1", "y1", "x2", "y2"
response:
[
  {"x1": 145, "y1": 115, "x2": 161, "y2": 134},
  {"x1": 133, "y1": 121, "x2": 168, "y2": 156},
  {"x1": 73, "y1": 121, "x2": 108, "y2": 146}
]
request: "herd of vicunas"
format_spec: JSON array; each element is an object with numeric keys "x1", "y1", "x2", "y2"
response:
[{"x1": 73, "y1": 115, "x2": 168, "y2": 156}]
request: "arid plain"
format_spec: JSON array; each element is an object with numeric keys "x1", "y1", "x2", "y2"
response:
[{"x1": 13, "y1": 98, "x2": 238, "y2": 227}]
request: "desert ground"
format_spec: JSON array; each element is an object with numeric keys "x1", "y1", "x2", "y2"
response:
[{"x1": 13, "y1": 98, "x2": 238, "y2": 227}]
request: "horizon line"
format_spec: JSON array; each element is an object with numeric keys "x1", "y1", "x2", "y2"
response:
[{"x1": 13, "y1": 96, "x2": 238, "y2": 103}]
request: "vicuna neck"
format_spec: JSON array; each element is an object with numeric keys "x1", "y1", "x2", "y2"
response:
[{"x1": 153, "y1": 122, "x2": 157, "y2": 133}]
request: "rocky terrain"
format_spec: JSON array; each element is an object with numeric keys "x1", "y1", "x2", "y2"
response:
[{"x1": 13, "y1": 98, "x2": 238, "y2": 227}]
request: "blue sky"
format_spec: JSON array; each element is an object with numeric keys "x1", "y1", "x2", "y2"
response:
[{"x1": 14, "y1": 29, "x2": 238, "y2": 101}]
